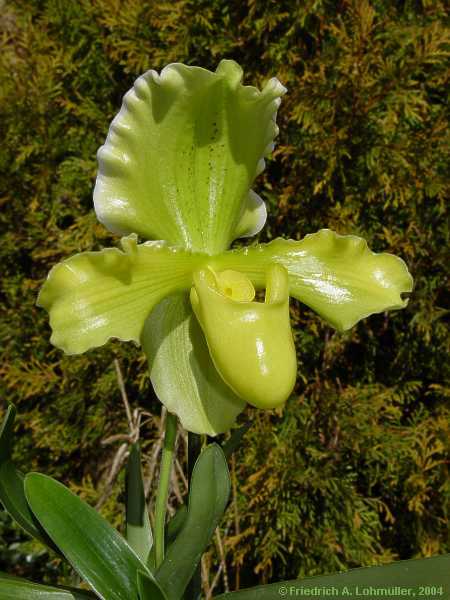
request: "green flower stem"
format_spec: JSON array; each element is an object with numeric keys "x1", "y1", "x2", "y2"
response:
[{"x1": 154, "y1": 411, "x2": 178, "y2": 569}]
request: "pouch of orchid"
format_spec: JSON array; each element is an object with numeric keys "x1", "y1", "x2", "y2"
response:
[{"x1": 2, "y1": 61, "x2": 442, "y2": 600}]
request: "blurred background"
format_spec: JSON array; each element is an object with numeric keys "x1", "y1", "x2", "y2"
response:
[{"x1": 0, "y1": 0, "x2": 448, "y2": 595}]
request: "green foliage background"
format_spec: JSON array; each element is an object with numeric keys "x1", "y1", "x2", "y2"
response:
[{"x1": 0, "y1": 0, "x2": 448, "y2": 591}]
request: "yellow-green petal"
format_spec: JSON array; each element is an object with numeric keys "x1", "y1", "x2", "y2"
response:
[
  {"x1": 212, "y1": 229, "x2": 413, "y2": 331},
  {"x1": 94, "y1": 60, "x2": 285, "y2": 254},
  {"x1": 142, "y1": 295, "x2": 245, "y2": 436},
  {"x1": 37, "y1": 236, "x2": 205, "y2": 354},
  {"x1": 190, "y1": 266, "x2": 297, "y2": 409}
]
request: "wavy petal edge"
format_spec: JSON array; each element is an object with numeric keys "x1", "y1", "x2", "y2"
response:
[
  {"x1": 212, "y1": 229, "x2": 414, "y2": 331},
  {"x1": 93, "y1": 59, "x2": 286, "y2": 253},
  {"x1": 37, "y1": 236, "x2": 205, "y2": 354}
]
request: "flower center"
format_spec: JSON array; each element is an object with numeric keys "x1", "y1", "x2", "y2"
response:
[
  {"x1": 215, "y1": 270, "x2": 255, "y2": 302},
  {"x1": 189, "y1": 263, "x2": 297, "y2": 409}
]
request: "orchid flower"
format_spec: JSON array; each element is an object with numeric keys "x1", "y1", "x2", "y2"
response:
[{"x1": 38, "y1": 60, "x2": 413, "y2": 436}]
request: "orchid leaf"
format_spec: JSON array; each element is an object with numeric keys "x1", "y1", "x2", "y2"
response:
[
  {"x1": 142, "y1": 294, "x2": 245, "y2": 436},
  {"x1": 165, "y1": 505, "x2": 188, "y2": 546},
  {"x1": 155, "y1": 444, "x2": 230, "y2": 600},
  {"x1": 214, "y1": 229, "x2": 413, "y2": 331},
  {"x1": 126, "y1": 443, "x2": 153, "y2": 565},
  {"x1": 137, "y1": 571, "x2": 168, "y2": 600},
  {"x1": 214, "y1": 553, "x2": 450, "y2": 599},
  {"x1": 0, "y1": 573, "x2": 96, "y2": 599},
  {"x1": 94, "y1": 60, "x2": 286, "y2": 254},
  {"x1": 24, "y1": 473, "x2": 154, "y2": 600},
  {"x1": 147, "y1": 505, "x2": 188, "y2": 571},
  {"x1": 222, "y1": 422, "x2": 251, "y2": 459},
  {"x1": 0, "y1": 405, "x2": 59, "y2": 553},
  {"x1": 0, "y1": 403, "x2": 15, "y2": 460},
  {"x1": 37, "y1": 235, "x2": 204, "y2": 354},
  {"x1": 0, "y1": 462, "x2": 60, "y2": 553}
]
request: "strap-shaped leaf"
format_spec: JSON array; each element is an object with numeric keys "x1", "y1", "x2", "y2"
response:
[
  {"x1": 165, "y1": 505, "x2": 188, "y2": 546},
  {"x1": 214, "y1": 229, "x2": 413, "y2": 331},
  {"x1": 142, "y1": 294, "x2": 245, "y2": 436},
  {"x1": 222, "y1": 423, "x2": 251, "y2": 459},
  {"x1": 0, "y1": 403, "x2": 15, "y2": 461},
  {"x1": 24, "y1": 473, "x2": 155, "y2": 600},
  {"x1": 137, "y1": 571, "x2": 167, "y2": 600},
  {"x1": 0, "y1": 462, "x2": 59, "y2": 552},
  {"x1": 126, "y1": 443, "x2": 153, "y2": 565},
  {"x1": 155, "y1": 444, "x2": 230, "y2": 599},
  {"x1": 37, "y1": 235, "x2": 204, "y2": 354},
  {"x1": 0, "y1": 573, "x2": 96, "y2": 599},
  {"x1": 147, "y1": 505, "x2": 188, "y2": 571},
  {"x1": 94, "y1": 60, "x2": 286, "y2": 254},
  {"x1": 0, "y1": 405, "x2": 59, "y2": 552},
  {"x1": 214, "y1": 553, "x2": 450, "y2": 599}
]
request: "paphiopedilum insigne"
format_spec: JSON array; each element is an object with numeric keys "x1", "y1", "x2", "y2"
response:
[{"x1": 38, "y1": 60, "x2": 413, "y2": 435}]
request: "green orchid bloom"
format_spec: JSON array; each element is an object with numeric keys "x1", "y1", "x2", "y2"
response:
[{"x1": 38, "y1": 60, "x2": 413, "y2": 436}]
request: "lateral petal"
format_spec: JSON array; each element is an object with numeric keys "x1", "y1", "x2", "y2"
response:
[
  {"x1": 37, "y1": 236, "x2": 204, "y2": 354},
  {"x1": 213, "y1": 229, "x2": 413, "y2": 331}
]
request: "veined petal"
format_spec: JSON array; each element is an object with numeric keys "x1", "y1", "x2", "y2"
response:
[
  {"x1": 141, "y1": 295, "x2": 245, "y2": 436},
  {"x1": 212, "y1": 229, "x2": 413, "y2": 331},
  {"x1": 94, "y1": 60, "x2": 286, "y2": 254},
  {"x1": 37, "y1": 236, "x2": 205, "y2": 354}
]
